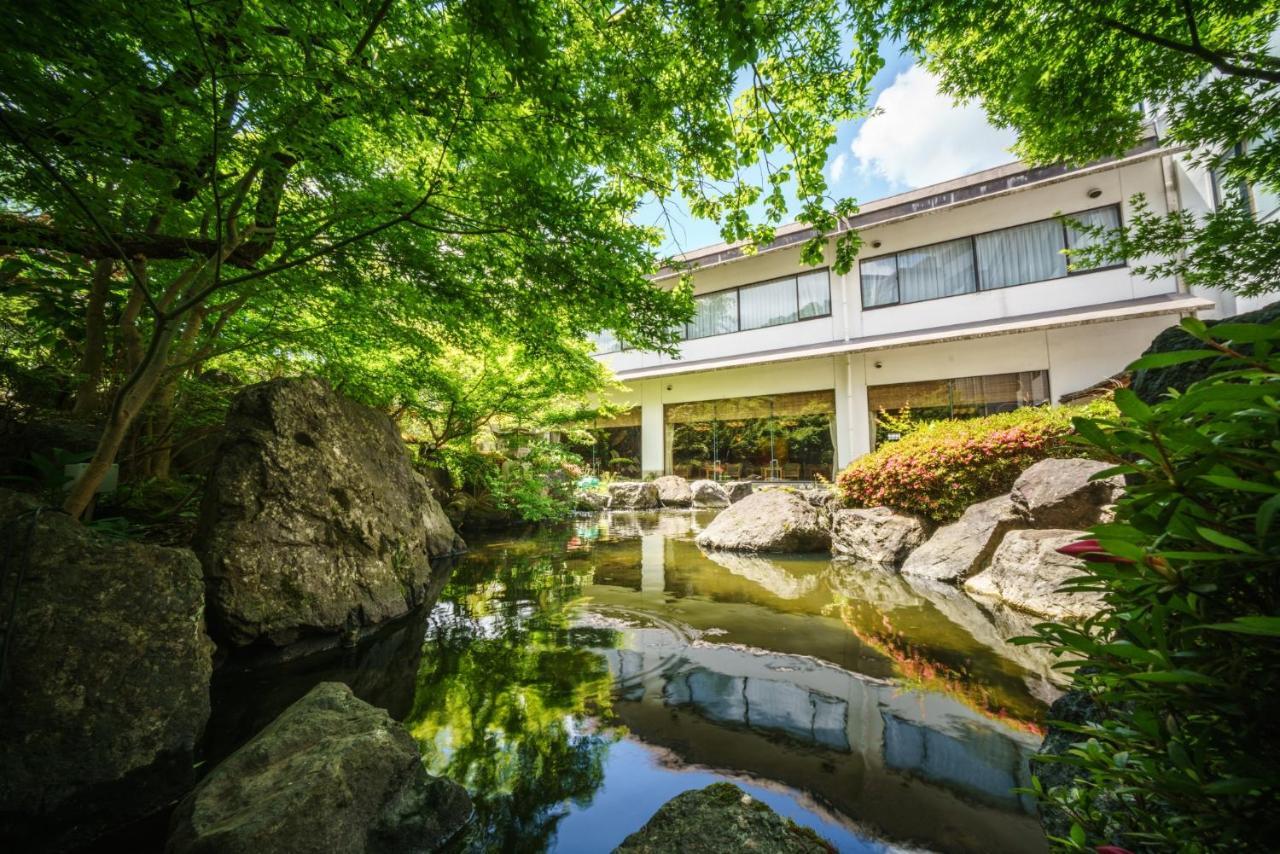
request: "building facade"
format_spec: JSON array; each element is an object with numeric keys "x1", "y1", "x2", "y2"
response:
[{"x1": 585, "y1": 140, "x2": 1267, "y2": 480}]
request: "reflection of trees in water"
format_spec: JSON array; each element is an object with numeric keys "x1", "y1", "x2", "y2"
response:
[{"x1": 404, "y1": 555, "x2": 622, "y2": 852}]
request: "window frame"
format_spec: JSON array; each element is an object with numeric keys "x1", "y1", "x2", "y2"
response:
[{"x1": 682, "y1": 267, "x2": 833, "y2": 341}]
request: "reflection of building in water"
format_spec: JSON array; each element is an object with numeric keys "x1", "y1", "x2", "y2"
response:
[
  {"x1": 882, "y1": 713, "x2": 1034, "y2": 812},
  {"x1": 664, "y1": 666, "x2": 850, "y2": 751}
]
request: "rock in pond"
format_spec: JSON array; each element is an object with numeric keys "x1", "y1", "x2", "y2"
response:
[
  {"x1": 608, "y1": 480, "x2": 659, "y2": 510},
  {"x1": 901, "y1": 494, "x2": 1022, "y2": 583},
  {"x1": 964, "y1": 529, "x2": 1103, "y2": 620},
  {"x1": 829, "y1": 507, "x2": 928, "y2": 569},
  {"x1": 575, "y1": 490, "x2": 609, "y2": 512},
  {"x1": 0, "y1": 489, "x2": 214, "y2": 853},
  {"x1": 653, "y1": 475, "x2": 693, "y2": 507},
  {"x1": 194, "y1": 376, "x2": 464, "y2": 647},
  {"x1": 695, "y1": 490, "x2": 830, "y2": 553},
  {"x1": 613, "y1": 782, "x2": 833, "y2": 853},
  {"x1": 167, "y1": 682, "x2": 472, "y2": 854},
  {"x1": 691, "y1": 479, "x2": 730, "y2": 508},
  {"x1": 723, "y1": 480, "x2": 754, "y2": 503},
  {"x1": 1011, "y1": 458, "x2": 1124, "y2": 530}
]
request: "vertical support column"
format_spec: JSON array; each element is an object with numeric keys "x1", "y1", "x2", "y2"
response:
[
  {"x1": 640, "y1": 380, "x2": 665, "y2": 477},
  {"x1": 840, "y1": 353, "x2": 871, "y2": 465}
]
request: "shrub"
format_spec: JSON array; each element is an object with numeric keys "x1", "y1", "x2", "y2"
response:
[
  {"x1": 835, "y1": 399, "x2": 1116, "y2": 522},
  {"x1": 1022, "y1": 316, "x2": 1280, "y2": 851}
]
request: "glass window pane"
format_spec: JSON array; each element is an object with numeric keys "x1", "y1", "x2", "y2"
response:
[
  {"x1": 976, "y1": 219, "x2": 1067, "y2": 290},
  {"x1": 897, "y1": 237, "x2": 976, "y2": 302},
  {"x1": 860, "y1": 256, "x2": 898, "y2": 307},
  {"x1": 1065, "y1": 206, "x2": 1121, "y2": 270},
  {"x1": 687, "y1": 290, "x2": 738, "y2": 339},
  {"x1": 590, "y1": 329, "x2": 620, "y2": 353},
  {"x1": 740, "y1": 277, "x2": 798, "y2": 330},
  {"x1": 797, "y1": 270, "x2": 831, "y2": 319}
]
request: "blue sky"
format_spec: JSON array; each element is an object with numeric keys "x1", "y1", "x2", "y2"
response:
[{"x1": 638, "y1": 43, "x2": 1020, "y2": 256}]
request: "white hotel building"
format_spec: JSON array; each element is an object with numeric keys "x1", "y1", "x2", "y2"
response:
[{"x1": 582, "y1": 138, "x2": 1273, "y2": 481}]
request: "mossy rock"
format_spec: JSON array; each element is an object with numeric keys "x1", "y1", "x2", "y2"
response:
[{"x1": 613, "y1": 783, "x2": 834, "y2": 853}]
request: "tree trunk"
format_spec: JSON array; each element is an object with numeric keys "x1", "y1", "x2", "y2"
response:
[
  {"x1": 147, "y1": 310, "x2": 205, "y2": 480},
  {"x1": 71, "y1": 259, "x2": 115, "y2": 416}
]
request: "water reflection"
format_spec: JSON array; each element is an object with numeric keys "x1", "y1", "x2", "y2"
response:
[{"x1": 407, "y1": 511, "x2": 1057, "y2": 853}]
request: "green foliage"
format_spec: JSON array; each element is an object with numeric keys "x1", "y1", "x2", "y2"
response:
[
  {"x1": 483, "y1": 441, "x2": 583, "y2": 524},
  {"x1": 835, "y1": 401, "x2": 1115, "y2": 522},
  {"x1": 1021, "y1": 317, "x2": 1280, "y2": 851}
]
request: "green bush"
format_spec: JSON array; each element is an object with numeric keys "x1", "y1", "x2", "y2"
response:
[
  {"x1": 1023, "y1": 316, "x2": 1280, "y2": 851},
  {"x1": 835, "y1": 399, "x2": 1116, "y2": 522}
]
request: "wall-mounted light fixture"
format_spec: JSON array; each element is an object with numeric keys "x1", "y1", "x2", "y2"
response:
[
  {"x1": 870, "y1": 239, "x2": 882, "y2": 248},
  {"x1": 873, "y1": 360, "x2": 883, "y2": 369},
  {"x1": 665, "y1": 384, "x2": 673, "y2": 391},
  {"x1": 1086, "y1": 187, "x2": 1103, "y2": 199}
]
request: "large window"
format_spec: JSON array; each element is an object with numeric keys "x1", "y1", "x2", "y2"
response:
[
  {"x1": 860, "y1": 205, "x2": 1122, "y2": 308},
  {"x1": 868, "y1": 371, "x2": 1050, "y2": 446},
  {"x1": 590, "y1": 329, "x2": 622, "y2": 354},
  {"x1": 565, "y1": 407, "x2": 642, "y2": 476},
  {"x1": 683, "y1": 269, "x2": 831, "y2": 340}
]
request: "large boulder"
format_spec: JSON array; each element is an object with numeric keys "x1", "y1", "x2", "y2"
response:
[
  {"x1": 1011, "y1": 458, "x2": 1124, "y2": 529},
  {"x1": 614, "y1": 782, "x2": 832, "y2": 853},
  {"x1": 723, "y1": 481, "x2": 754, "y2": 503},
  {"x1": 653, "y1": 475, "x2": 693, "y2": 507},
  {"x1": 901, "y1": 494, "x2": 1022, "y2": 583},
  {"x1": 167, "y1": 682, "x2": 471, "y2": 854},
  {"x1": 195, "y1": 377, "x2": 464, "y2": 647},
  {"x1": 691, "y1": 479, "x2": 730, "y2": 508},
  {"x1": 695, "y1": 490, "x2": 830, "y2": 553},
  {"x1": 0, "y1": 489, "x2": 214, "y2": 853},
  {"x1": 608, "y1": 481, "x2": 659, "y2": 510},
  {"x1": 964, "y1": 529, "x2": 1104, "y2": 620},
  {"x1": 575, "y1": 490, "x2": 609, "y2": 512},
  {"x1": 829, "y1": 507, "x2": 928, "y2": 569}
]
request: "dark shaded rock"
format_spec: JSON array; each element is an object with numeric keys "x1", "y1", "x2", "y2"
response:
[
  {"x1": 1131, "y1": 300, "x2": 1280, "y2": 403},
  {"x1": 0, "y1": 489, "x2": 214, "y2": 853},
  {"x1": 690, "y1": 478, "x2": 730, "y2": 508},
  {"x1": 608, "y1": 481, "x2": 659, "y2": 510},
  {"x1": 695, "y1": 490, "x2": 830, "y2": 553},
  {"x1": 1033, "y1": 691, "x2": 1107, "y2": 841},
  {"x1": 964, "y1": 529, "x2": 1103, "y2": 620},
  {"x1": 195, "y1": 377, "x2": 464, "y2": 647},
  {"x1": 830, "y1": 507, "x2": 928, "y2": 569},
  {"x1": 167, "y1": 682, "x2": 470, "y2": 854},
  {"x1": 1011, "y1": 458, "x2": 1124, "y2": 530},
  {"x1": 575, "y1": 490, "x2": 609, "y2": 512},
  {"x1": 901, "y1": 494, "x2": 1022, "y2": 582},
  {"x1": 653, "y1": 475, "x2": 693, "y2": 507},
  {"x1": 613, "y1": 782, "x2": 833, "y2": 853},
  {"x1": 723, "y1": 481, "x2": 754, "y2": 503}
]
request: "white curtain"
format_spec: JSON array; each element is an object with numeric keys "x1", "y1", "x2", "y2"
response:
[
  {"x1": 897, "y1": 237, "x2": 976, "y2": 302},
  {"x1": 687, "y1": 290, "x2": 738, "y2": 339},
  {"x1": 797, "y1": 270, "x2": 831, "y2": 318},
  {"x1": 740, "y1": 277, "x2": 797, "y2": 330},
  {"x1": 860, "y1": 256, "x2": 898, "y2": 307},
  {"x1": 1065, "y1": 206, "x2": 1121, "y2": 269},
  {"x1": 976, "y1": 219, "x2": 1067, "y2": 290}
]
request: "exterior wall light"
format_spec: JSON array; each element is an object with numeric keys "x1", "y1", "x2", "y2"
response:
[{"x1": 1087, "y1": 187, "x2": 1103, "y2": 199}]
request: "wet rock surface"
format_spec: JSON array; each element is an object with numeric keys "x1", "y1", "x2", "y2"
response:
[
  {"x1": 608, "y1": 481, "x2": 660, "y2": 510},
  {"x1": 575, "y1": 490, "x2": 609, "y2": 512},
  {"x1": 690, "y1": 479, "x2": 730, "y2": 508},
  {"x1": 195, "y1": 376, "x2": 463, "y2": 647},
  {"x1": 723, "y1": 481, "x2": 754, "y2": 503},
  {"x1": 613, "y1": 783, "x2": 833, "y2": 853},
  {"x1": 964, "y1": 529, "x2": 1103, "y2": 620},
  {"x1": 167, "y1": 682, "x2": 471, "y2": 854},
  {"x1": 829, "y1": 507, "x2": 928, "y2": 569},
  {"x1": 901, "y1": 494, "x2": 1022, "y2": 583},
  {"x1": 0, "y1": 489, "x2": 214, "y2": 853},
  {"x1": 653, "y1": 475, "x2": 693, "y2": 507},
  {"x1": 695, "y1": 490, "x2": 830, "y2": 553},
  {"x1": 1011, "y1": 458, "x2": 1123, "y2": 530}
]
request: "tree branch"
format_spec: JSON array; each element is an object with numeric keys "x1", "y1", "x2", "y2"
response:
[{"x1": 1099, "y1": 16, "x2": 1280, "y2": 84}]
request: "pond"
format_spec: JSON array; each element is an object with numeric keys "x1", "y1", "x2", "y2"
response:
[{"x1": 404, "y1": 510, "x2": 1061, "y2": 853}]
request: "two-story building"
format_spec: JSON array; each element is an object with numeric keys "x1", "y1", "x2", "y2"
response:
[{"x1": 581, "y1": 137, "x2": 1269, "y2": 481}]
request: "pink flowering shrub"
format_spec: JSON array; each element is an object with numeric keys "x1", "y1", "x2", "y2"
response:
[{"x1": 835, "y1": 400, "x2": 1116, "y2": 523}]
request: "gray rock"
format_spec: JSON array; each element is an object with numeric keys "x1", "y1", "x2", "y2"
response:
[
  {"x1": 613, "y1": 782, "x2": 832, "y2": 853},
  {"x1": 195, "y1": 376, "x2": 464, "y2": 647},
  {"x1": 829, "y1": 507, "x2": 928, "y2": 569},
  {"x1": 964, "y1": 529, "x2": 1103, "y2": 620},
  {"x1": 1011, "y1": 458, "x2": 1124, "y2": 529},
  {"x1": 608, "y1": 480, "x2": 659, "y2": 510},
  {"x1": 167, "y1": 682, "x2": 471, "y2": 854},
  {"x1": 0, "y1": 489, "x2": 214, "y2": 853},
  {"x1": 575, "y1": 490, "x2": 608, "y2": 512},
  {"x1": 901, "y1": 494, "x2": 1022, "y2": 582},
  {"x1": 723, "y1": 481, "x2": 754, "y2": 503},
  {"x1": 653, "y1": 475, "x2": 693, "y2": 507},
  {"x1": 690, "y1": 479, "x2": 730, "y2": 508},
  {"x1": 694, "y1": 490, "x2": 830, "y2": 553}
]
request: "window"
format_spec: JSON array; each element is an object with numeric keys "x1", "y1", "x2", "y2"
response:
[
  {"x1": 687, "y1": 289, "x2": 738, "y2": 339},
  {"x1": 683, "y1": 269, "x2": 831, "y2": 340},
  {"x1": 868, "y1": 370, "x2": 1049, "y2": 445},
  {"x1": 798, "y1": 270, "x2": 831, "y2": 319},
  {"x1": 590, "y1": 329, "x2": 621, "y2": 354},
  {"x1": 740, "y1": 277, "x2": 797, "y2": 330},
  {"x1": 859, "y1": 205, "x2": 1123, "y2": 308}
]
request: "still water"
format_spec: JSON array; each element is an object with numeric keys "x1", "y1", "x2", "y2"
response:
[{"x1": 405, "y1": 510, "x2": 1060, "y2": 853}]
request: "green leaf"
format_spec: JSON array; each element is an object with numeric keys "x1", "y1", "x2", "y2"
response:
[
  {"x1": 1195, "y1": 526, "x2": 1259, "y2": 555},
  {"x1": 1128, "y1": 669, "x2": 1220, "y2": 685},
  {"x1": 1127, "y1": 349, "x2": 1220, "y2": 370},
  {"x1": 1197, "y1": 475, "x2": 1280, "y2": 494},
  {"x1": 1113, "y1": 388, "x2": 1152, "y2": 420},
  {"x1": 1202, "y1": 617, "x2": 1280, "y2": 637},
  {"x1": 1069, "y1": 823, "x2": 1087, "y2": 848}
]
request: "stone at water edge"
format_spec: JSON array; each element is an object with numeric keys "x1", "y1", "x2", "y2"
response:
[
  {"x1": 901, "y1": 493, "x2": 1023, "y2": 583},
  {"x1": 0, "y1": 488, "x2": 214, "y2": 854},
  {"x1": 608, "y1": 480, "x2": 660, "y2": 510},
  {"x1": 964, "y1": 529, "x2": 1104, "y2": 620},
  {"x1": 695, "y1": 489, "x2": 830, "y2": 553},
  {"x1": 653, "y1": 474, "x2": 693, "y2": 507},
  {"x1": 575, "y1": 490, "x2": 609, "y2": 511},
  {"x1": 195, "y1": 376, "x2": 464, "y2": 648},
  {"x1": 167, "y1": 682, "x2": 472, "y2": 854},
  {"x1": 690, "y1": 479, "x2": 730, "y2": 508},
  {"x1": 829, "y1": 507, "x2": 928, "y2": 569},
  {"x1": 1010, "y1": 458, "x2": 1124, "y2": 530},
  {"x1": 723, "y1": 480, "x2": 754, "y2": 503},
  {"x1": 613, "y1": 782, "x2": 834, "y2": 853}
]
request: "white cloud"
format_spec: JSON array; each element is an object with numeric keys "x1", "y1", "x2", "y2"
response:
[
  {"x1": 850, "y1": 65, "x2": 1017, "y2": 189},
  {"x1": 829, "y1": 152, "x2": 848, "y2": 182}
]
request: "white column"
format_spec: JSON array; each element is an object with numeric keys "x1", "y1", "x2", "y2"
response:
[
  {"x1": 843, "y1": 353, "x2": 871, "y2": 463},
  {"x1": 640, "y1": 380, "x2": 665, "y2": 476}
]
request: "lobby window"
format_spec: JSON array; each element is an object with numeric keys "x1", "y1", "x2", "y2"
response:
[
  {"x1": 860, "y1": 205, "x2": 1122, "y2": 308},
  {"x1": 684, "y1": 269, "x2": 831, "y2": 340},
  {"x1": 868, "y1": 370, "x2": 1050, "y2": 446}
]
